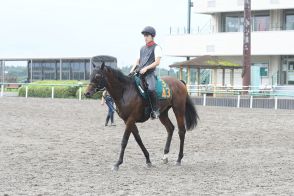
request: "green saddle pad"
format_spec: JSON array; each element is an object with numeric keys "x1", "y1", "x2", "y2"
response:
[{"x1": 134, "y1": 75, "x2": 172, "y2": 100}]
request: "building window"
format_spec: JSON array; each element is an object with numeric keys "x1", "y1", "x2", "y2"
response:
[
  {"x1": 225, "y1": 15, "x2": 243, "y2": 32},
  {"x1": 285, "y1": 12, "x2": 294, "y2": 30},
  {"x1": 32, "y1": 62, "x2": 42, "y2": 80},
  {"x1": 71, "y1": 61, "x2": 85, "y2": 80},
  {"x1": 223, "y1": 12, "x2": 269, "y2": 32},
  {"x1": 43, "y1": 62, "x2": 56, "y2": 80},
  {"x1": 252, "y1": 63, "x2": 269, "y2": 77},
  {"x1": 62, "y1": 62, "x2": 70, "y2": 80},
  {"x1": 253, "y1": 15, "x2": 270, "y2": 31}
]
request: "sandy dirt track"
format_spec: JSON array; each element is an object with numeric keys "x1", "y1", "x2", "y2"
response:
[{"x1": 0, "y1": 97, "x2": 294, "y2": 195}]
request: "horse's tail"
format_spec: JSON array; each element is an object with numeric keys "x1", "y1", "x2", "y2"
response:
[{"x1": 185, "y1": 95, "x2": 199, "y2": 131}]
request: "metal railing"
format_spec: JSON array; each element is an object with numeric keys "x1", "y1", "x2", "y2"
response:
[
  {"x1": 1, "y1": 82, "x2": 294, "y2": 109},
  {"x1": 187, "y1": 84, "x2": 294, "y2": 110},
  {"x1": 0, "y1": 82, "x2": 86, "y2": 100},
  {"x1": 187, "y1": 84, "x2": 294, "y2": 96}
]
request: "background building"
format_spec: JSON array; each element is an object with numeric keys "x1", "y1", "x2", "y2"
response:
[
  {"x1": 165, "y1": 0, "x2": 294, "y2": 86},
  {"x1": 0, "y1": 56, "x2": 117, "y2": 83}
]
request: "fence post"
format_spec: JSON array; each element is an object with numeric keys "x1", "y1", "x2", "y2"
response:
[
  {"x1": 203, "y1": 93, "x2": 206, "y2": 106},
  {"x1": 51, "y1": 86, "x2": 54, "y2": 99},
  {"x1": 25, "y1": 86, "x2": 28, "y2": 98},
  {"x1": 237, "y1": 94, "x2": 240, "y2": 108},
  {"x1": 250, "y1": 96, "x2": 253, "y2": 109},
  {"x1": 79, "y1": 87, "x2": 82, "y2": 101},
  {"x1": 0, "y1": 85, "x2": 4, "y2": 97},
  {"x1": 274, "y1": 96, "x2": 278, "y2": 110}
]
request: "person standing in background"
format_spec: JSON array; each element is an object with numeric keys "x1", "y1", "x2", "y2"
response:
[{"x1": 101, "y1": 90, "x2": 116, "y2": 126}]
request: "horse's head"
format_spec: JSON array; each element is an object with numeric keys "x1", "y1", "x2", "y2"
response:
[{"x1": 84, "y1": 62, "x2": 107, "y2": 97}]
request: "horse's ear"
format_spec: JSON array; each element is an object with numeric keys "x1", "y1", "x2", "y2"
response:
[
  {"x1": 92, "y1": 62, "x2": 96, "y2": 68},
  {"x1": 101, "y1": 62, "x2": 105, "y2": 70}
]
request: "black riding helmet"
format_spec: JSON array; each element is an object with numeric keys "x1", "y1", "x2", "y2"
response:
[{"x1": 141, "y1": 26, "x2": 156, "y2": 37}]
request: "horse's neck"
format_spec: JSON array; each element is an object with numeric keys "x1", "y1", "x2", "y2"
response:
[{"x1": 104, "y1": 73, "x2": 129, "y2": 109}]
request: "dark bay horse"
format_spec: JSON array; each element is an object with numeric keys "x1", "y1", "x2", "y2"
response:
[{"x1": 85, "y1": 62, "x2": 199, "y2": 171}]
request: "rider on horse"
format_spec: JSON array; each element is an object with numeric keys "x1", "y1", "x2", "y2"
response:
[{"x1": 130, "y1": 26, "x2": 163, "y2": 119}]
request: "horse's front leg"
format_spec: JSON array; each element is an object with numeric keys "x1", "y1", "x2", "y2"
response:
[
  {"x1": 112, "y1": 121, "x2": 133, "y2": 171},
  {"x1": 132, "y1": 124, "x2": 152, "y2": 167}
]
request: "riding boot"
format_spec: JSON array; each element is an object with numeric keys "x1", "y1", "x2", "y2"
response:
[{"x1": 149, "y1": 91, "x2": 160, "y2": 119}]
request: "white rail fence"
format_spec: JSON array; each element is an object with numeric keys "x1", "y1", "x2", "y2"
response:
[
  {"x1": 187, "y1": 84, "x2": 294, "y2": 110},
  {"x1": 0, "y1": 83, "x2": 85, "y2": 101},
  {"x1": 1, "y1": 83, "x2": 294, "y2": 109}
]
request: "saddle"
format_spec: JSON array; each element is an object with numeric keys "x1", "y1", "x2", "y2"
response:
[{"x1": 133, "y1": 75, "x2": 172, "y2": 100}]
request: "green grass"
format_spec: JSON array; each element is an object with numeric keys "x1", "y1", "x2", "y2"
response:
[
  {"x1": 31, "y1": 80, "x2": 88, "y2": 85},
  {"x1": 17, "y1": 80, "x2": 101, "y2": 99}
]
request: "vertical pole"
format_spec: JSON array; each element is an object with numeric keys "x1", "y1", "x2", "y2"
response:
[
  {"x1": 187, "y1": 0, "x2": 192, "y2": 34},
  {"x1": 274, "y1": 96, "x2": 278, "y2": 110},
  {"x1": 213, "y1": 69, "x2": 218, "y2": 97},
  {"x1": 84, "y1": 60, "x2": 86, "y2": 80},
  {"x1": 79, "y1": 87, "x2": 82, "y2": 101},
  {"x1": 27, "y1": 60, "x2": 30, "y2": 82},
  {"x1": 242, "y1": 0, "x2": 251, "y2": 93},
  {"x1": 250, "y1": 95, "x2": 253, "y2": 108},
  {"x1": 41, "y1": 61, "x2": 44, "y2": 80},
  {"x1": 0, "y1": 85, "x2": 4, "y2": 97},
  {"x1": 203, "y1": 93, "x2": 206, "y2": 106},
  {"x1": 222, "y1": 68, "x2": 225, "y2": 86},
  {"x1": 30, "y1": 59, "x2": 33, "y2": 82},
  {"x1": 55, "y1": 61, "x2": 58, "y2": 80},
  {"x1": 197, "y1": 68, "x2": 201, "y2": 96},
  {"x1": 69, "y1": 61, "x2": 72, "y2": 80},
  {"x1": 51, "y1": 86, "x2": 54, "y2": 99},
  {"x1": 187, "y1": 66, "x2": 191, "y2": 84},
  {"x1": 25, "y1": 86, "x2": 28, "y2": 98},
  {"x1": 59, "y1": 59, "x2": 62, "y2": 80},
  {"x1": 186, "y1": 0, "x2": 193, "y2": 61},
  {"x1": 237, "y1": 94, "x2": 241, "y2": 108},
  {"x1": 89, "y1": 58, "x2": 92, "y2": 75},
  {"x1": 2, "y1": 60, "x2": 5, "y2": 83},
  {"x1": 0, "y1": 60, "x2": 2, "y2": 83}
]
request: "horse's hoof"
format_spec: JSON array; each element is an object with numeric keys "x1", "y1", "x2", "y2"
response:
[
  {"x1": 175, "y1": 161, "x2": 181, "y2": 166},
  {"x1": 162, "y1": 158, "x2": 168, "y2": 164},
  {"x1": 112, "y1": 165, "x2": 119, "y2": 171},
  {"x1": 146, "y1": 162, "x2": 153, "y2": 168}
]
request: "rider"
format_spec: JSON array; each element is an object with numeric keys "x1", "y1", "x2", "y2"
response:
[{"x1": 131, "y1": 26, "x2": 162, "y2": 119}]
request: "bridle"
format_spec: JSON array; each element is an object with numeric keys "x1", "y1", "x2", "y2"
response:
[
  {"x1": 87, "y1": 71, "x2": 107, "y2": 95},
  {"x1": 87, "y1": 84, "x2": 103, "y2": 95}
]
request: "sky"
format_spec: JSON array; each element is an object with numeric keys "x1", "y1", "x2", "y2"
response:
[{"x1": 0, "y1": 0, "x2": 210, "y2": 68}]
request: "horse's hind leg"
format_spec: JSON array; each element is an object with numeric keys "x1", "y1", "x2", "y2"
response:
[
  {"x1": 172, "y1": 106, "x2": 186, "y2": 166},
  {"x1": 159, "y1": 111, "x2": 174, "y2": 164},
  {"x1": 132, "y1": 125, "x2": 152, "y2": 167}
]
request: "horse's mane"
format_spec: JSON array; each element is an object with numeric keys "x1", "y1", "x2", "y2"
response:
[{"x1": 106, "y1": 66, "x2": 132, "y2": 84}]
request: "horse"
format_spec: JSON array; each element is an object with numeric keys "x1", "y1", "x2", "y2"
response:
[{"x1": 85, "y1": 62, "x2": 199, "y2": 171}]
